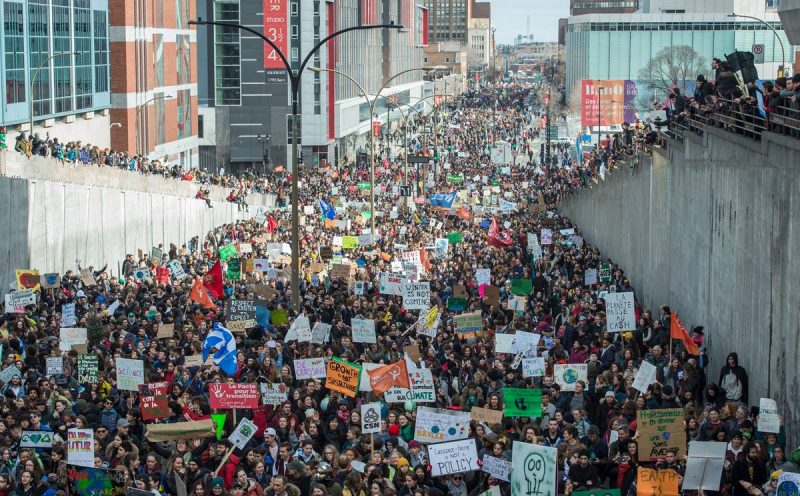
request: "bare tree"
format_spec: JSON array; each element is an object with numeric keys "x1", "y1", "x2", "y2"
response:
[{"x1": 638, "y1": 45, "x2": 707, "y2": 99}]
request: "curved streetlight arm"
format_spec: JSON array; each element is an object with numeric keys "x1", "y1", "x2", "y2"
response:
[{"x1": 728, "y1": 13, "x2": 786, "y2": 76}]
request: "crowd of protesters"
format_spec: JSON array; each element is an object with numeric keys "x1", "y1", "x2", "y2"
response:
[{"x1": 0, "y1": 81, "x2": 792, "y2": 496}]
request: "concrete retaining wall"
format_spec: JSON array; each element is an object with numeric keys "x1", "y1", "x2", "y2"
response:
[{"x1": 559, "y1": 128, "x2": 800, "y2": 447}]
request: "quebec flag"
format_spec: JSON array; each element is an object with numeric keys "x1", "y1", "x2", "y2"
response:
[
  {"x1": 428, "y1": 192, "x2": 457, "y2": 208},
  {"x1": 319, "y1": 199, "x2": 336, "y2": 220},
  {"x1": 203, "y1": 322, "x2": 238, "y2": 376}
]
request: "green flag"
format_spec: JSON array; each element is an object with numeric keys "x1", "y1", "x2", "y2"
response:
[{"x1": 210, "y1": 413, "x2": 227, "y2": 441}]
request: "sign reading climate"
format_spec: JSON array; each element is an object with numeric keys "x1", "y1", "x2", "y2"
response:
[{"x1": 581, "y1": 80, "x2": 638, "y2": 127}]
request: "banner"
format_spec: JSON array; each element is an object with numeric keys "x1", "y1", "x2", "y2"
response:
[
  {"x1": 325, "y1": 357, "x2": 361, "y2": 397},
  {"x1": 636, "y1": 408, "x2": 687, "y2": 461},
  {"x1": 429, "y1": 192, "x2": 457, "y2": 208},
  {"x1": 116, "y1": 358, "x2": 144, "y2": 391},
  {"x1": 209, "y1": 384, "x2": 259, "y2": 409},
  {"x1": 636, "y1": 468, "x2": 680, "y2": 496},
  {"x1": 428, "y1": 439, "x2": 479, "y2": 476},
  {"x1": 581, "y1": 79, "x2": 638, "y2": 127},
  {"x1": 605, "y1": 291, "x2": 636, "y2": 332},
  {"x1": 511, "y1": 442, "x2": 557, "y2": 496},
  {"x1": 67, "y1": 428, "x2": 95, "y2": 468},
  {"x1": 414, "y1": 406, "x2": 471, "y2": 443},
  {"x1": 503, "y1": 388, "x2": 542, "y2": 418},
  {"x1": 482, "y1": 454, "x2": 511, "y2": 482},
  {"x1": 402, "y1": 281, "x2": 430, "y2": 310},
  {"x1": 351, "y1": 318, "x2": 377, "y2": 344},
  {"x1": 554, "y1": 363, "x2": 588, "y2": 391},
  {"x1": 361, "y1": 402, "x2": 382, "y2": 434},
  {"x1": 144, "y1": 419, "x2": 216, "y2": 442}
]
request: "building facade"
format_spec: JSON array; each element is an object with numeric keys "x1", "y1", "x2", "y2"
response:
[
  {"x1": 467, "y1": 1, "x2": 490, "y2": 70},
  {"x1": 422, "y1": 0, "x2": 470, "y2": 44},
  {"x1": 0, "y1": 0, "x2": 111, "y2": 146},
  {"x1": 196, "y1": 0, "x2": 427, "y2": 173},
  {"x1": 571, "y1": 0, "x2": 638, "y2": 15},
  {"x1": 108, "y1": 0, "x2": 199, "y2": 167}
]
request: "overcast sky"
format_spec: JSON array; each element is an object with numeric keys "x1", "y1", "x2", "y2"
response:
[{"x1": 488, "y1": 0, "x2": 569, "y2": 44}]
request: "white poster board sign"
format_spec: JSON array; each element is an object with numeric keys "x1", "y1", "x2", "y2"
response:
[
  {"x1": 482, "y1": 454, "x2": 511, "y2": 482},
  {"x1": 683, "y1": 441, "x2": 728, "y2": 491},
  {"x1": 604, "y1": 291, "x2": 636, "y2": 332},
  {"x1": 361, "y1": 402, "x2": 382, "y2": 434},
  {"x1": 758, "y1": 398, "x2": 780, "y2": 433},
  {"x1": 632, "y1": 360, "x2": 658, "y2": 392},
  {"x1": 351, "y1": 319, "x2": 377, "y2": 344},
  {"x1": 428, "y1": 439, "x2": 480, "y2": 477}
]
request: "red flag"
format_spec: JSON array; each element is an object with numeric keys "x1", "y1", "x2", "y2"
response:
[
  {"x1": 189, "y1": 277, "x2": 216, "y2": 310},
  {"x1": 266, "y1": 215, "x2": 278, "y2": 234},
  {"x1": 670, "y1": 313, "x2": 699, "y2": 355},
  {"x1": 203, "y1": 261, "x2": 224, "y2": 299},
  {"x1": 367, "y1": 360, "x2": 410, "y2": 395},
  {"x1": 487, "y1": 218, "x2": 514, "y2": 248}
]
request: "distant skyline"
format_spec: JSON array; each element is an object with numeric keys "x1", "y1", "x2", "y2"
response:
[{"x1": 488, "y1": 0, "x2": 569, "y2": 44}]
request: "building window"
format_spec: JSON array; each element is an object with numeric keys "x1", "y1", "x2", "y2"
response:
[
  {"x1": 291, "y1": 1, "x2": 298, "y2": 16},
  {"x1": 177, "y1": 34, "x2": 191, "y2": 85},
  {"x1": 291, "y1": 24, "x2": 298, "y2": 39},
  {"x1": 154, "y1": 34, "x2": 165, "y2": 87},
  {"x1": 155, "y1": 92, "x2": 165, "y2": 145},
  {"x1": 214, "y1": 0, "x2": 240, "y2": 105},
  {"x1": 93, "y1": 10, "x2": 109, "y2": 93},
  {"x1": 4, "y1": 2, "x2": 25, "y2": 105},
  {"x1": 74, "y1": 2, "x2": 93, "y2": 109},
  {"x1": 29, "y1": 2, "x2": 50, "y2": 114},
  {"x1": 175, "y1": 0, "x2": 189, "y2": 29},
  {"x1": 198, "y1": 114, "x2": 204, "y2": 138},
  {"x1": 53, "y1": 0, "x2": 73, "y2": 113},
  {"x1": 177, "y1": 89, "x2": 191, "y2": 139}
]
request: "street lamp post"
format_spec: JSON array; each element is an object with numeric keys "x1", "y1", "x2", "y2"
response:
[
  {"x1": 257, "y1": 133, "x2": 271, "y2": 175},
  {"x1": 29, "y1": 52, "x2": 77, "y2": 135},
  {"x1": 309, "y1": 66, "x2": 428, "y2": 239},
  {"x1": 136, "y1": 95, "x2": 173, "y2": 155},
  {"x1": 191, "y1": 19, "x2": 401, "y2": 309},
  {"x1": 728, "y1": 13, "x2": 787, "y2": 77}
]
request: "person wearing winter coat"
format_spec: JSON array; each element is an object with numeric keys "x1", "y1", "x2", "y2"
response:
[{"x1": 718, "y1": 352, "x2": 748, "y2": 404}]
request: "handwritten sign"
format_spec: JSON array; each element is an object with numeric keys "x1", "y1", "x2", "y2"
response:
[
  {"x1": 115, "y1": 358, "x2": 144, "y2": 391},
  {"x1": 758, "y1": 398, "x2": 780, "y2": 433},
  {"x1": 453, "y1": 312, "x2": 482, "y2": 337},
  {"x1": 46, "y1": 357, "x2": 63, "y2": 376},
  {"x1": 260, "y1": 383, "x2": 288, "y2": 405},
  {"x1": 294, "y1": 357, "x2": 326, "y2": 380},
  {"x1": 225, "y1": 300, "x2": 256, "y2": 328},
  {"x1": 408, "y1": 368, "x2": 435, "y2": 403},
  {"x1": 605, "y1": 292, "x2": 636, "y2": 332},
  {"x1": 141, "y1": 395, "x2": 170, "y2": 421},
  {"x1": 554, "y1": 363, "x2": 588, "y2": 392},
  {"x1": 429, "y1": 439, "x2": 479, "y2": 476},
  {"x1": 482, "y1": 454, "x2": 511, "y2": 482},
  {"x1": 21, "y1": 430, "x2": 54, "y2": 448},
  {"x1": 414, "y1": 407, "x2": 471, "y2": 444},
  {"x1": 636, "y1": 409, "x2": 687, "y2": 461},
  {"x1": 77, "y1": 355, "x2": 98, "y2": 384},
  {"x1": 379, "y1": 272, "x2": 405, "y2": 296},
  {"x1": 325, "y1": 357, "x2": 361, "y2": 398},
  {"x1": 636, "y1": 468, "x2": 680, "y2": 496},
  {"x1": 67, "y1": 429, "x2": 95, "y2": 468},
  {"x1": 471, "y1": 406, "x2": 503, "y2": 425},
  {"x1": 522, "y1": 357, "x2": 546, "y2": 377},
  {"x1": 351, "y1": 318, "x2": 376, "y2": 344},
  {"x1": 402, "y1": 281, "x2": 430, "y2": 310},
  {"x1": 60, "y1": 327, "x2": 87, "y2": 352}
]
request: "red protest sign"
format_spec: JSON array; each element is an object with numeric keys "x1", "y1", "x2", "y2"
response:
[
  {"x1": 208, "y1": 383, "x2": 259, "y2": 410},
  {"x1": 141, "y1": 395, "x2": 170, "y2": 421},
  {"x1": 139, "y1": 382, "x2": 170, "y2": 397}
]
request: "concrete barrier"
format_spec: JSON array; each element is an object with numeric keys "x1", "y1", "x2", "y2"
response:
[{"x1": 559, "y1": 128, "x2": 800, "y2": 447}]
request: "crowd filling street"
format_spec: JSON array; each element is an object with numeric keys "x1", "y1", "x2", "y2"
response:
[{"x1": 0, "y1": 81, "x2": 793, "y2": 496}]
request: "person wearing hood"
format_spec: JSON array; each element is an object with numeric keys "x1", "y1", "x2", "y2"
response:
[{"x1": 719, "y1": 352, "x2": 748, "y2": 404}]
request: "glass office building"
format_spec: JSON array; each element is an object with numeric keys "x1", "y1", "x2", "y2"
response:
[{"x1": 0, "y1": 0, "x2": 110, "y2": 127}]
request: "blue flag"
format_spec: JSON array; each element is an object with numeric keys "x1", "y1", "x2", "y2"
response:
[
  {"x1": 202, "y1": 323, "x2": 238, "y2": 376},
  {"x1": 428, "y1": 192, "x2": 457, "y2": 208},
  {"x1": 319, "y1": 199, "x2": 336, "y2": 220}
]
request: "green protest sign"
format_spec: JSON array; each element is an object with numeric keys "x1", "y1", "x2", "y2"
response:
[
  {"x1": 447, "y1": 297, "x2": 467, "y2": 311},
  {"x1": 446, "y1": 174, "x2": 464, "y2": 184},
  {"x1": 219, "y1": 243, "x2": 238, "y2": 261},
  {"x1": 226, "y1": 258, "x2": 241, "y2": 280},
  {"x1": 447, "y1": 232, "x2": 463, "y2": 244},
  {"x1": 574, "y1": 490, "x2": 622, "y2": 496},
  {"x1": 510, "y1": 279, "x2": 532, "y2": 295},
  {"x1": 358, "y1": 182, "x2": 371, "y2": 190},
  {"x1": 271, "y1": 309, "x2": 289, "y2": 325},
  {"x1": 599, "y1": 263, "x2": 612, "y2": 283},
  {"x1": 503, "y1": 388, "x2": 542, "y2": 417}
]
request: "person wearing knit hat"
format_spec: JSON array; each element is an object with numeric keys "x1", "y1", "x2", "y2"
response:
[
  {"x1": 396, "y1": 457, "x2": 410, "y2": 468},
  {"x1": 210, "y1": 477, "x2": 224, "y2": 489}
]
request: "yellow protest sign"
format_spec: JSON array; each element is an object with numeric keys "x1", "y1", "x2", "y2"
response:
[{"x1": 342, "y1": 236, "x2": 359, "y2": 249}]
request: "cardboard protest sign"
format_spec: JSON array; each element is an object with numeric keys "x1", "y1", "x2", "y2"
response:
[
  {"x1": 484, "y1": 285, "x2": 502, "y2": 305},
  {"x1": 311, "y1": 322, "x2": 332, "y2": 344},
  {"x1": 144, "y1": 419, "x2": 216, "y2": 442},
  {"x1": 471, "y1": 406, "x2": 504, "y2": 426},
  {"x1": 225, "y1": 300, "x2": 257, "y2": 328},
  {"x1": 351, "y1": 319, "x2": 376, "y2": 344},
  {"x1": 361, "y1": 402, "x2": 382, "y2": 434},
  {"x1": 40, "y1": 273, "x2": 61, "y2": 289},
  {"x1": 636, "y1": 409, "x2": 687, "y2": 461},
  {"x1": 260, "y1": 383, "x2": 288, "y2": 405},
  {"x1": 115, "y1": 358, "x2": 144, "y2": 391},
  {"x1": 503, "y1": 388, "x2": 542, "y2": 417},
  {"x1": 209, "y1": 384, "x2": 258, "y2": 409},
  {"x1": 60, "y1": 327, "x2": 87, "y2": 352},
  {"x1": 605, "y1": 292, "x2": 636, "y2": 332},
  {"x1": 379, "y1": 272, "x2": 405, "y2": 295},
  {"x1": 342, "y1": 236, "x2": 359, "y2": 249},
  {"x1": 632, "y1": 361, "x2": 658, "y2": 392},
  {"x1": 325, "y1": 357, "x2": 361, "y2": 397},
  {"x1": 141, "y1": 395, "x2": 170, "y2": 421},
  {"x1": 294, "y1": 357, "x2": 326, "y2": 380},
  {"x1": 584, "y1": 269, "x2": 598, "y2": 286},
  {"x1": 453, "y1": 312, "x2": 482, "y2": 338},
  {"x1": 554, "y1": 363, "x2": 588, "y2": 392},
  {"x1": 80, "y1": 269, "x2": 96, "y2": 287},
  {"x1": 429, "y1": 439, "x2": 479, "y2": 477},
  {"x1": 21, "y1": 430, "x2": 54, "y2": 448},
  {"x1": 682, "y1": 441, "x2": 727, "y2": 491},
  {"x1": 46, "y1": 357, "x2": 63, "y2": 377},
  {"x1": 404, "y1": 343, "x2": 421, "y2": 363},
  {"x1": 67, "y1": 429, "x2": 95, "y2": 467},
  {"x1": 511, "y1": 442, "x2": 557, "y2": 496},
  {"x1": 482, "y1": 454, "x2": 511, "y2": 482},
  {"x1": 228, "y1": 418, "x2": 257, "y2": 450},
  {"x1": 414, "y1": 407, "x2": 471, "y2": 444},
  {"x1": 758, "y1": 398, "x2": 780, "y2": 433},
  {"x1": 77, "y1": 355, "x2": 99, "y2": 383},
  {"x1": 157, "y1": 323, "x2": 175, "y2": 339},
  {"x1": 331, "y1": 263, "x2": 354, "y2": 282},
  {"x1": 139, "y1": 382, "x2": 170, "y2": 397},
  {"x1": 637, "y1": 468, "x2": 680, "y2": 496},
  {"x1": 522, "y1": 357, "x2": 546, "y2": 377},
  {"x1": 402, "y1": 281, "x2": 430, "y2": 310}
]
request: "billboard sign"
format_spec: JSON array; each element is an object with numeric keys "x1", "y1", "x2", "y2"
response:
[
  {"x1": 581, "y1": 80, "x2": 638, "y2": 127},
  {"x1": 263, "y1": 0, "x2": 288, "y2": 70}
]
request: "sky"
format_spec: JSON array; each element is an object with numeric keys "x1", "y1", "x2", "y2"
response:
[{"x1": 488, "y1": 0, "x2": 569, "y2": 44}]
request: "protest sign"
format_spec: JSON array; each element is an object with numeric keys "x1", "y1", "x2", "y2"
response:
[
  {"x1": 434, "y1": 238, "x2": 448, "y2": 258},
  {"x1": 776, "y1": 473, "x2": 800, "y2": 496},
  {"x1": 209, "y1": 384, "x2": 259, "y2": 409},
  {"x1": 605, "y1": 292, "x2": 636, "y2": 332},
  {"x1": 116, "y1": 358, "x2": 144, "y2": 391},
  {"x1": 80, "y1": 269, "x2": 96, "y2": 287},
  {"x1": 429, "y1": 439, "x2": 479, "y2": 477},
  {"x1": 325, "y1": 357, "x2": 361, "y2": 397},
  {"x1": 61, "y1": 302, "x2": 77, "y2": 326},
  {"x1": 384, "y1": 387, "x2": 413, "y2": 403},
  {"x1": 513, "y1": 331, "x2": 540, "y2": 356},
  {"x1": 105, "y1": 300, "x2": 121, "y2": 316},
  {"x1": 21, "y1": 430, "x2": 54, "y2": 448},
  {"x1": 574, "y1": 491, "x2": 621, "y2": 496},
  {"x1": 404, "y1": 343, "x2": 421, "y2": 363},
  {"x1": 253, "y1": 259, "x2": 270, "y2": 272},
  {"x1": 225, "y1": 300, "x2": 257, "y2": 328},
  {"x1": 219, "y1": 243, "x2": 237, "y2": 261},
  {"x1": 342, "y1": 236, "x2": 359, "y2": 249},
  {"x1": 351, "y1": 318, "x2": 377, "y2": 344},
  {"x1": 758, "y1": 398, "x2": 781, "y2": 433},
  {"x1": 402, "y1": 281, "x2": 430, "y2": 310},
  {"x1": 46, "y1": 357, "x2": 63, "y2": 376},
  {"x1": 447, "y1": 232, "x2": 463, "y2": 244},
  {"x1": 379, "y1": 272, "x2": 405, "y2": 295},
  {"x1": 511, "y1": 442, "x2": 557, "y2": 496},
  {"x1": 511, "y1": 279, "x2": 532, "y2": 295},
  {"x1": 554, "y1": 363, "x2": 588, "y2": 392},
  {"x1": 682, "y1": 441, "x2": 727, "y2": 491},
  {"x1": 184, "y1": 355, "x2": 203, "y2": 368},
  {"x1": 331, "y1": 263, "x2": 353, "y2": 282},
  {"x1": 260, "y1": 383, "x2": 288, "y2": 405},
  {"x1": 476, "y1": 268, "x2": 491, "y2": 286},
  {"x1": 139, "y1": 382, "x2": 170, "y2": 397},
  {"x1": 482, "y1": 454, "x2": 511, "y2": 482},
  {"x1": 41, "y1": 273, "x2": 60, "y2": 289},
  {"x1": 636, "y1": 409, "x2": 687, "y2": 461},
  {"x1": 503, "y1": 388, "x2": 542, "y2": 417},
  {"x1": 632, "y1": 361, "x2": 658, "y2": 392},
  {"x1": 168, "y1": 260, "x2": 186, "y2": 280},
  {"x1": 59, "y1": 327, "x2": 87, "y2": 351},
  {"x1": 294, "y1": 357, "x2": 327, "y2": 380},
  {"x1": 453, "y1": 312, "x2": 482, "y2": 338},
  {"x1": 353, "y1": 281, "x2": 365, "y2": 295},
  {"x1": 77, "y1": 355, "x2": 99, "y2": 383},
  {"x1": 228, "y1": 418, "x2": 257, "y2": 450},
  {"x1": 522, "y1": 357, "x2": 546, "y2": 378},
  {"x1": 311, "y1": 322, "x2": 332, "y2": 344},
  {"x1": 0, "y1": 365, "x2": 22, "y2": 384},
  {"x1": 157, "y1": 323, "x2": 175, "y2": 339},
  {"x1": 408, "y1": 368, "x2": 435, "y2": 403},
  {"x1": 540, "y1": 229, "x2": 553, "y2": 245},
  {"x1": 286, "y1": 315, "x2": 312, "y2": 342},
  {"x1": 414, "y1": 407, "x2": 471, "y2": 443},
  {"x1": 69, "y1": 467, "x2": 113, "y2": 496},
  {"x1": 495, "y1": 333, "x2": 516, "y2": 354},
  {"x1": 584, "y1": 269, "x2": 598, "y2": 286},
  {"x1": 447, "y1": 296, "x2": 467, "y2": 311},
  {"x1": 141, "y1": 395, "x2": 170, "y2": 421},
  {"x1": 599, "y1": 263, "x2": 612, "y2": 282},
  {"x1": 67, "y1": 429, "x2": 95, "y2": 468},
  {"x1": 271, "y1": 309, "x2": 289, "y2": 325},
  {"x1": 417, "y1": 307, "x2": 440, "y2": 338},
  {"x1": 471, "y1": 406, "x2": 503, "y2": 426},
  {"x1": 361, "y1": 402, "x2": 382, "y2": 434},
  {"x1": 637, "y1": 468, "x2": 680, "y2": 496}
]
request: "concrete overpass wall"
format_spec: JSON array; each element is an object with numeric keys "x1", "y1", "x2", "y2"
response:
[{"x1": 559, "y1": 127, "x2": 800, "y2": 446}]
